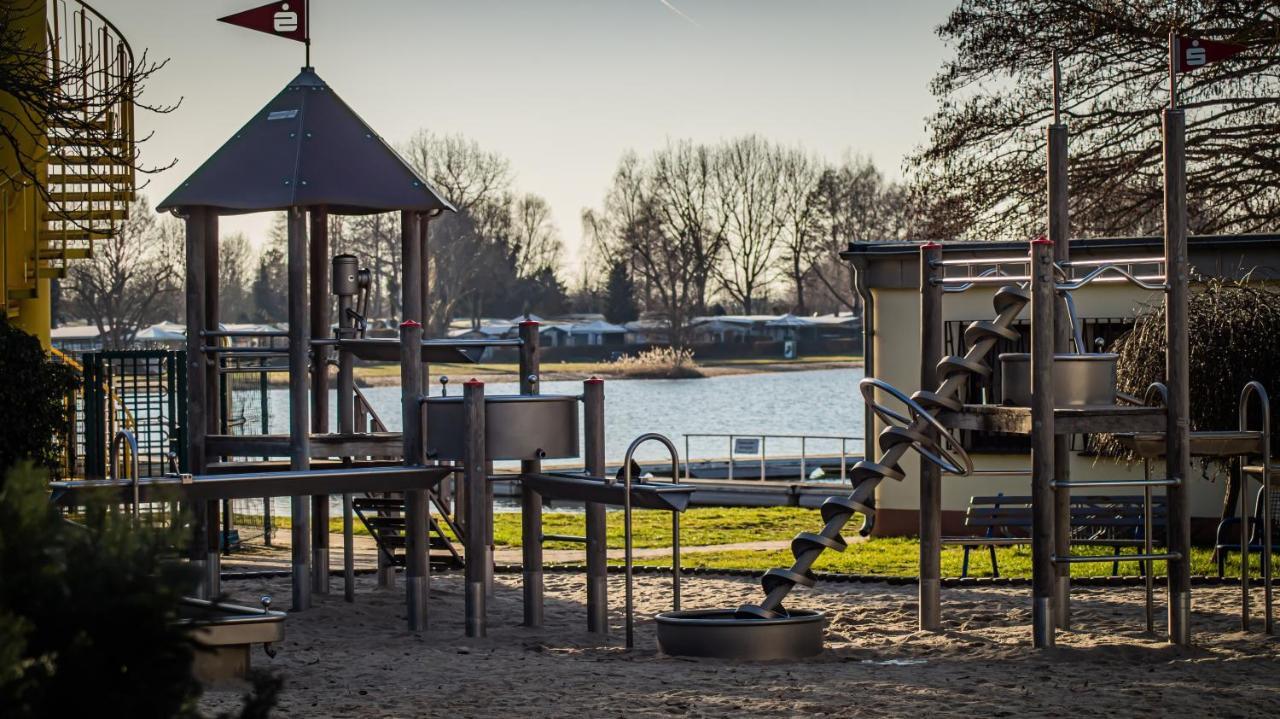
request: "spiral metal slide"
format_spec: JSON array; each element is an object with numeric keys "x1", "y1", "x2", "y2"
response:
[{"x1": 655, "y1": 285, "x2": 1031, "y2": 659}]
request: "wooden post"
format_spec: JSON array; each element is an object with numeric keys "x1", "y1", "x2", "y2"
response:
[
  {"x1": 918, "y1": 242, "x2": 943, "y2": 631},
  {"x1": 287, "y1": 206, "x2": 312, "y2": 612},
  {"x1": 463, "y1": 379, "x2": 487, "y2": 637},
  {"x1": 1030, "y1": 236, "x2": 1056, "y2": 648},
  {"x1": 400, "y1": 211, "x2": 429, "y2": 631},
  {"x1": 519, "y1": 321, "x2": 544, "y2": 627},
  {"x1": 1163, "y1": 107, "x2": 1192, "y2": 645},
  {"x1": 184, "y1": 207, "x2": 210, "y2": 599},
  {"x1": 583, "y1": 377, "x2": 608, "y2": 634},
  {"x1": 202, "y1": 210, "x2": 221, "y2": 596},
  {"x1": 1048, "y1": 120, "x2": 1073, "y2": 630},
  {"x1": 309, "y1": 208, "x2": 331, "y2": 596}
]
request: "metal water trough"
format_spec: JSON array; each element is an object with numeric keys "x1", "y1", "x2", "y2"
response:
[
  {"x1": 178, "y1": 597, "x2": 285, "y2": 682},
  {"x1": 426, "y1": 394, "x2": 579, "y2": 461},
  {"x1": 654, "y1": 609, "x2": 825, "y2": 660},
  {"x1": 999, "y1": 352, "x2": 1118, "y2": 407}
]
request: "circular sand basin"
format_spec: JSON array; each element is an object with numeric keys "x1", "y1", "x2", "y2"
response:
[{"x1": 654, "y1": 608, "x2": 825, "y2": 660}]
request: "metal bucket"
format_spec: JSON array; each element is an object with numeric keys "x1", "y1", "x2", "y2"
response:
[
  {"x1": 999, "y1": 353, "x2": 1118, "y2": 408},
  {"x1": 425, "y1": 394, "x2": 579, "y2": 461},
  {"x1": 654, "y1": 609, "x2": 825, "y2": 660}
]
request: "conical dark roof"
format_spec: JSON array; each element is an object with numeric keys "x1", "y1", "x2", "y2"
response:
[{"x1": 158, "y1": 68, "x2": 455, "y2": 216}]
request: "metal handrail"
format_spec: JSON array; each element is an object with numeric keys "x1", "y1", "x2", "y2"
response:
[
  {"x1": 110, "y1": 428, "x2": 139, "y2": 519},
  {"x1": 1055, "y1": 264, "x2": 1166, "y2": 292},
  {"x1": 619, "y1": 432, "x2": 682, "y2": 650},
  {"x1": 1238, "y1": 381, "x2": 1273, "y2": 634},
  {"x1": 682, "y1": 432, "x2": 863, "y2": 483}
]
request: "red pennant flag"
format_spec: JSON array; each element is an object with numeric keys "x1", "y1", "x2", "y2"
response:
[
  {"x1": 1176, "y1": 36, "x2": 1246, "y2": 73},
  {"x1": 218, "y1": 1, "x2": 308, "y2": 44}
]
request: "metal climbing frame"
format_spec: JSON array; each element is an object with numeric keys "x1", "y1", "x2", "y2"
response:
[
  {"x1": 1238, "y1": 382, "x2": 1274, "y2": 634},
  {"x1": 736, "y1": 275, "x2": 1029, "y2": 620}
]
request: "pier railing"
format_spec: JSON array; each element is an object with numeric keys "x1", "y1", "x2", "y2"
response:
[{"x1": 681, "y1": 433, "x2": 863, "y2": 483}]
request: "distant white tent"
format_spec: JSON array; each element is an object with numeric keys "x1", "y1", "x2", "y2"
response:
[{"x1": 134, "y1": 321, "x2": 187, "y2": 342}]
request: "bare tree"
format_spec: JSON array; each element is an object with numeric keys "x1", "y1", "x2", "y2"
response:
[
  {"x1": 774, "y1": 148, "x2": 823, "y2": 315},
  {"x1": 712, "y1": 136, "x2": 785, "y2": 315},
  {"x1": 218, "y1": 232, "x2": 253, "y2": 323},
  {"x1": 63, "y1": 196, "x2": 181, "y2": 348},
  {"x1": 510, "y1": 193, "x2": 563, "y2": 278},
  {"x1": 650, "y1": 140, "x2": 722, "y2": 318},
  {"x1": 808, "y1": 156, "x2": 910, "y2": 313},
  {"x1": 910, "y1": 1, "x2": 1280, "y2": 240}
]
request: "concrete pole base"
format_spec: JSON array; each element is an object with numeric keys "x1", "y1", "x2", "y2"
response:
[
  {"x1": 206, "y1": 552, "x2": 221, "y2": 598},
  {"x1": 1032, "y1": 597, "x2": 1055, "y2": 648},
  {"x1": 292, "y1": 563, "x2": 311, "y2": 612},
  {"x1": 587, "y1": 575, "x2": 608, "y2": 634},
  {"x1": 406, "y1": 575, "x2": 429, "y2": 631},
  {"x1": 191, "y1": 559, "x2": 209, "y2": 599},
  {"x1": 523, "y1": 570, "x2": 544, "y2": 627},
  {"x1": 919, "y1": 578, "x2": 941, "y2": 631},
  {"x1": 313, "y1": 547, "x2": 330, "y2": 595},
  {"x1": 466, "y1": 580, "x2": 486, "y2": 637},
  {"x1": 1168, "y1": 591, "x2": 1191, "y2": 645},
  {"x1": 1054, "y1": 576, "x2": 1071, "y2": 630}
]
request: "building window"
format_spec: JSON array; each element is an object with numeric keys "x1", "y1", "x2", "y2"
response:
[{"x1": 941, "y1": 317, "x2": 1132, "y2": 454}]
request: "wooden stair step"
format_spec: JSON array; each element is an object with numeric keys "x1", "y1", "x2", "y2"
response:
[
  {"x1": 40, "y1": 229, "x2": 112, "y2": 242},
  {"x1": 49, "y1": 208, "x2": 128, "y2": 222},
  {"x1": 353, "y1": 498, "x2": 407, "y2": 511},
  {"x1": 47, "y1": 135, "x2": 127, "y2": 149},
  {"x1": 34, "y1": 267, "x2": 67, "y2": 279},
  {"x1": 48, "y1": 190, "x2": 135, "y2": 203},
  {"x1": 48, "y1": 155, "x2": 125, "y2": 166},
  {"x1": 37, "y1": 247, "x2": 93, "y2": 260},
  {"x1": 7, "y1": 287, "x2": 37, "y2": 301},
  {"x1": 46, "y1": 172, "x2": 132, "y2": 184}
]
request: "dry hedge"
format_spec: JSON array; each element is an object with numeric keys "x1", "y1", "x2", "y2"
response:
[{"x1": 1095, "y1": 277, "x2": 1280, "y2": 462}]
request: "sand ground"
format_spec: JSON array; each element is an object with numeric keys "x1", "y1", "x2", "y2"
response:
[{"x1": 199, "y1": 571, "x2": 1280, "y2": 718}]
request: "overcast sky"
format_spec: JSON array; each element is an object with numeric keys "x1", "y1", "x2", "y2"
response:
[{"x1": 111, "y1": 0, "x2": 956, "y2": 271}]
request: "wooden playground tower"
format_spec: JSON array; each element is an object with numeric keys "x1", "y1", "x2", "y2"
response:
[{"x1": 739, "y1": 48, "x2": 1274, "y2": 649}]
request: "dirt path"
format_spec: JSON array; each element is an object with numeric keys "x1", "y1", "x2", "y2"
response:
[{"x1": 199, "y1": 571, "x2": 1280, "y2": 718}]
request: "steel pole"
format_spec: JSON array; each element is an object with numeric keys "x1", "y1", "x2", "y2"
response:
[
  {"x1": 1163, "y1": 109, "x2": 1192, "y2": 646},
  {"x1": 463, "y1": 379, "x2": 487, "y2": 637},
  {"x1": 310, "y1": 208, "x2": 331, "y2": 596},
  {"x1": 584, "y1": 377, "x2": 608, "y2": 633},
  {"x1": 1030, "y1": 237, "x2": 1056, "y2": 648},
  {"x1": 287, "y1": 206, "x2": 312, "y2": 612},
  {"x1": 335, "y1": 255, "x2": 357, "y2": 603},
  {"x1": 519, "y1": 321, "x2": 544, "y2": 627},
  {"x1": 401, "y1": 211, "x2": 429, "y2": 631},
  {"x1": 919, "y1": 242, "x2": 943, "y2": 631},
  {"x1": 1048, "y1": 122, "x2": 1072, "y2": 630}
]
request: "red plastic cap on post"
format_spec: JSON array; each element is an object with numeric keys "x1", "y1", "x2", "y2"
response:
[
  {"x1": 464, "y1": 377, "x2": 483, "y2": 386},
  {"x1": 399, "y1": 319, "x2": 422, "y2": 328},
  {"x1": 585, "y1": 376, "x2": 604, "y2": 385},
  {"x1": 921, "y1": 241, "x2": 943, "y2": 250},
  {"x1": 1030, "y1": 235, "x2": 1053, "y2": 246},
  {"x1": 519, "y1": 320, "x2": 540, "y2": 327}
]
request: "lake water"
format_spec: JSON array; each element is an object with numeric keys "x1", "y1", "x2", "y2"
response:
[
  {"x1": 241, "y1": 367, "x2": 866, "y2": 465},
  {"x1": 232, "y1": 367, "x2": 866, "y2": 517}
]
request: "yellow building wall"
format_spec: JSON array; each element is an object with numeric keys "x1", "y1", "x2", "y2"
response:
[
  {"x1": 0, "y1": 1, "x2": 50, "y2": 346},
  {"x1": 870, "y1": 282, "x2": 1228, "y2": 525}
]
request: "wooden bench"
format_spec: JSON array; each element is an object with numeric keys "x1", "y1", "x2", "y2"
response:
[{"x1": 942, "y1": 494, "x2": 1168, "y2": 578}]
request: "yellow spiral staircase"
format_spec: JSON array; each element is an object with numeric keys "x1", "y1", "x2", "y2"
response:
[{"x1": 2, "y1": 0, "x2": 136, "y2": 344}]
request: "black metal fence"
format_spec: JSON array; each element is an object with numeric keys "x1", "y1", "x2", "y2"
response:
[{"x1": 81, "y1": 350, "x2": 186, "y2": 478}]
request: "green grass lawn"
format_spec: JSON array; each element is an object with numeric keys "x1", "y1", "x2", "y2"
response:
[{"x1": 242, "y1": 505, "x2": 1265, "y2": 580}]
